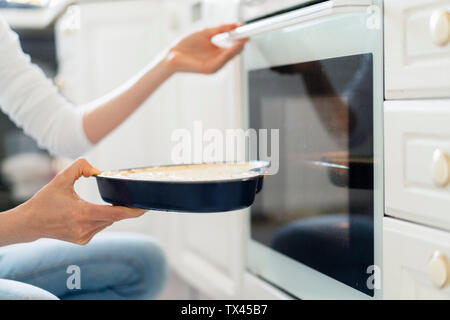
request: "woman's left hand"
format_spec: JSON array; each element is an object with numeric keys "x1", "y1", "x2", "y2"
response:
[{"x1": 166, "y1": 23, "x2": 248, "y2": 74}]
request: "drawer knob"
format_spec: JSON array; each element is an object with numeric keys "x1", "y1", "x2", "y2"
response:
[
  {"x1": 429, "y1": 251, "x2": 449, "y2": 289},
  {"x1": 430, "y1": 9, "x2": 450, "y2": 47},
  {"x1": 431, "y1": 149, "x2": 450, "y2": 187}
]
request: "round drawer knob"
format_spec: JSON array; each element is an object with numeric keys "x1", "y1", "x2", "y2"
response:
[
  {"x1": 429, "y1": 251, "x2": 449, "y2": 289},
  {"x1": 430, "y1": 9, "x2": 450, "y2": 47},
  {"x1": 431, "y1": 149, "x2": 450, "y2": 187}
]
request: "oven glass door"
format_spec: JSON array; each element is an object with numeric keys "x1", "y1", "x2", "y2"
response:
[{"x1": 243, "y1": 5, "x2": 383, "y2": 299}]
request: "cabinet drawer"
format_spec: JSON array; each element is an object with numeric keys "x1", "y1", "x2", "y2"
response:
[
  {"x1": 385, "y1": 0, "x2": 450, "y2": 99},
  {"x1": 385, "y1": 100, "x2": 450, "y2": 231},
  {"x1": 384, "y1": 217, "x2": 450, "y2": 299}
]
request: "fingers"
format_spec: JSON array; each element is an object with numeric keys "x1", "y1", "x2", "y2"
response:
[
  {"x1": 87, "y1": 203, "x2": 147, "y2": 222},
  {"x1": 204, "y1": 23, "x2": 241, "y2": 39},
  {"x1": 60, "y1": 158, "x2": 101, "y2": 183},
  {"x1": 219, "y1": 38, "x2": 247, "y2": 60},
  {"x1": 226, "y1": 38, "x2": 248, "y2": 56},
  {"x1": 70, "y1": 204, "x2": 144, "y2": 245}
]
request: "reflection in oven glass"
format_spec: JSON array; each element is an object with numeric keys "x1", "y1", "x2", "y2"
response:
[{"x1": 249, "y1": 54, "x2": 374, "y2": 296}]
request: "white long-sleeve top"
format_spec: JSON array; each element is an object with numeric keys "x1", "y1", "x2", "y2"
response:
[{"x1": 0, "y1": 16, "x2": 92, "y2": 159}]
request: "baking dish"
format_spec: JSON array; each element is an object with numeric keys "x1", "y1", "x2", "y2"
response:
[{"x1": 95, "y1": 161, "x2": 270, "y2": 213}]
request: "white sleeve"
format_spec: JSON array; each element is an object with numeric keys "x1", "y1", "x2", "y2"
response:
[{"x1": 0, "y1": 17, "x2": 92, "y2": 159}]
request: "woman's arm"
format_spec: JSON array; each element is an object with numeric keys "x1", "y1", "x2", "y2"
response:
[
  {"x1": 0, "y1": 18, "x2": 91, "y2": 159},
  {"x1": 83, "y1": 24, "x2": 246, "y2": 144},
  {"x1": 0, "y1": 158, "x2": 145, "y2": 247},
  {"x1": 0, "y1": 206, "x2": 32, "y2": 246},
  {"x1": 83, "y1": 57, "x2": 174, "y2": 144},
  {"x1": 0, "y1": 18, "x2": 245, "y2": 158}
]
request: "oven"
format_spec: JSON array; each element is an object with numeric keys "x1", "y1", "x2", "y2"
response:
[{"x1": 223, "y1": 0, "x2": 383, "y2": 299}]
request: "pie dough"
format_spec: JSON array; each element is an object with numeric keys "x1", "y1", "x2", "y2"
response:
[{"x1": 102, "y1": 162, "x2": 262, "y2": 181}]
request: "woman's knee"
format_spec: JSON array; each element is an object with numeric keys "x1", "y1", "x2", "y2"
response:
[
  {"x1": 132, "y1": 237, "x2": 168, "y2": 298},
  {"x1": 100, "y1": 233, "x2": 169, "y2": 299},
  {"x1": 139, "y1": 238, "x2": 167, "y2": 278}
]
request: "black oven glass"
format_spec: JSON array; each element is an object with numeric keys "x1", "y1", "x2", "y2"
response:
[{"x1": 249, "y1": 54, "x2": 374, "y2": 296}]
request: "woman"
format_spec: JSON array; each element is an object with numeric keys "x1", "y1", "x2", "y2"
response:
[{"x1": 0, "y1": 15, "x2": 246, "y2": 299}]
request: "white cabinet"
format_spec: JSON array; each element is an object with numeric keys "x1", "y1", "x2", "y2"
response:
[
  {"x1": 170, "y1": 212, "x2": 248, "y2": 299},
  {"x1": 384, "y1": 99, "x2": 450, "y2": 232},
  {"x1": 384, "y1": 0, "x2": 450, "y2": 302},
  {"x1": 384, "y1": 217, "x2": 450, "y2": 299},
  {"x1": 55, "y1": 0, "x2": 185, "y2": 251},
  {"x1": 166, "y1": 0, "x2": 249, "y2": 299},
  {"x1": 56, "y1": 0, "x2": 253, "y2": 299},
  {"x1": 385, "y1": 0, "x2": 450, "y2": 99}
]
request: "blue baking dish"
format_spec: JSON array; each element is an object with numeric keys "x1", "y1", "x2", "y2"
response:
[{"x1": 95, "y1": 161, "x2": 270, "y2": 213}]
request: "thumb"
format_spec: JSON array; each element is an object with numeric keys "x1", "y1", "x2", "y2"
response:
[
  {"x1": 212, "y1": 39, "x2": 247, "y2": 69},
  {"x1": 61, "y1": 158, "x2": 101, "y2": 183}
]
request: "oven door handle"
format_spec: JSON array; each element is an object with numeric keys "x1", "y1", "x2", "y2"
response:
[{"x1": 212, "y1": 0, "x2": 372, "y2": 45}]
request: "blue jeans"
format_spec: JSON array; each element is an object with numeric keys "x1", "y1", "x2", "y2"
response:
[{"x1": 0, "y1": 232, "x2": 168, "y2": 300}]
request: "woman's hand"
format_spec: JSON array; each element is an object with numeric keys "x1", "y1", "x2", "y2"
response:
[
  {"x1": 13, "y1": 158, "x2": 146, "y2": 245},
  {"x1": 166, "y1": 23, "x2": 248, "y2": 74},
  {"x1": 82, "y1": 23, "x2": 247, "y2": 145}
]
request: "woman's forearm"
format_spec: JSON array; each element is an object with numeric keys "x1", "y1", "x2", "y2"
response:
[
  {"x1": 0, "y1": 20, "x2": 244, "y2": 159},
  {"x1": 0, "y1": 204, "x2": 37, "y2": 247},
  {"x1": 0, "y1": 159, "x2": 146, "y2": 247},
  {"x1": 82, "y1": 56, "x2": 176, "y2": 144},
  {"x1": 81, "y1": 24, "x2": 247, "y2": 145}
]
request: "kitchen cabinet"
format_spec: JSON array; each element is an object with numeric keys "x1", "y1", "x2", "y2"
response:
[
  {"x1": 55, "y1": 0, "x2": 186, "y2": 253},
  {"x1": 385, "y1": 0, "x2": 450, "y2": 99},
  {"x1": 385, "y1": 99, "x2": 450, "y2": 232},
  {"x1": 383, "y1": 0, "x2": 450, "y2": 301},
  {"x1": 56, "y1": 0, "x2": 256, "y2": 299},
  {"x1": 167, "y1": 0, "x2": 251, "y2": 299},
  {"x1": 384, "y1": 217, "x2": 450, "y2": 299}
]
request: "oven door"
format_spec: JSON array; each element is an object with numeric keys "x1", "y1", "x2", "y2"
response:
[{"x1": 238, "y1": 1, "x2": 383, "y2": 299}]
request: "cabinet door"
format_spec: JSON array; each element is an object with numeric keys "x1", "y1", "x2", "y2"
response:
[
  {"x1": 385, "y1": 99, "x2": 450, "y2": 231},
  {"x1": 169, "y1": 69, "x2": 248, "y2": 298},
  {"x1": 384, "y1": 217, "x2": 450, "y2": 299},
  {"x1": 55, "y1": 0, "x2": 181, "y2": 249},
  {"x1": 57, "y1": 0, "x2": 249, "y2": 298},
  {"x1": 167, "y1": 0, "x2": 248, "y2": 299},
  {"x1": 384, "y1": 0, "x2": 450, "y2": 99}
]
